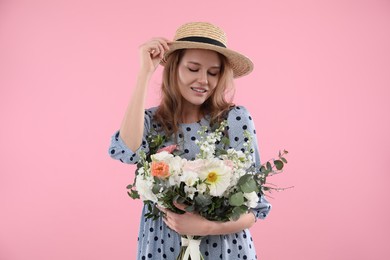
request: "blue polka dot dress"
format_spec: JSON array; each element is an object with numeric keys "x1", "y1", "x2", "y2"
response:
[{"x1": 109, "y1": 106, "x2": 272, "y2": 260}]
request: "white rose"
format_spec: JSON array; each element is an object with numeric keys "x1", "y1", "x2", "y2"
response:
[
  {"x1": 135, "y1": 176, "x2": 158, "y2": 203},
  {"x1": 151, "y1": 151, "x2": 173, "y2": 162},
  {"x1": 244, "y1": 191, "x2": 259, "y2": 208}
]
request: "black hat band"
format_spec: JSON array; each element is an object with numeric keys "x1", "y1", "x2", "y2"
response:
[{"x1": 177, "y1": 36, "x2": 226, "y2": 48}]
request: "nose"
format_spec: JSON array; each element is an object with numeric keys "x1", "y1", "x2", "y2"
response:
[{"x1": 198, "y1": 70, "x2": 208, "y2": 85}]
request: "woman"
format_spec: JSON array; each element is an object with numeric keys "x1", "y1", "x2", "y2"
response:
[{"x1": 109, "y1": 22, "x2": 271, "y2": 260}]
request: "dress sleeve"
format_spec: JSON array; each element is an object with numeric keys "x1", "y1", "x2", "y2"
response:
[
  {"x1": 107, "y1": 109, "x2": 154, "y2": 165},
  {"x1": 227, "y1": 106, "x2": 272, "y2": 221}
]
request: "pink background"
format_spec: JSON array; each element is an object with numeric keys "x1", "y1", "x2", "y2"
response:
[{"x1": 1, "y1": 0, "x2": 389, "y2": 259}]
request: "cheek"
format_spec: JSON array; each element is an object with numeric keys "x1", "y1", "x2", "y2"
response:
[
  {"x1": 177, "y1": 70, "x2": 184, "y2": 85},
  {"x1": 178, "y1": 69, "x2": 193, "y2": 85},
  {"x1": 207, "y1": 79, "x2": 219, "y2": 97},
  {"x1": 209, "y1": 77, "x2": 219, "y2": 89}
]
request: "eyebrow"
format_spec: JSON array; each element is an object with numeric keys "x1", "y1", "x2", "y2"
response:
[{"x1": 187, "y1": 61, "x2": 221, "y2": 69}]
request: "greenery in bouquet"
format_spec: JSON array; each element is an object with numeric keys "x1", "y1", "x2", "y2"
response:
[{"x1": 126, "y1": 120, "x2": 289, "y2": 222}]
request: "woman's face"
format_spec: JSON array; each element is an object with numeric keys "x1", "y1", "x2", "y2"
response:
[{"x1": 177, "y1": 49, "x2": 221, "y2": 109}]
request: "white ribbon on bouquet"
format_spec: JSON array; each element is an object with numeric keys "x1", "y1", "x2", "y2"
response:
[{"x1": 181, "y1": 235, "x2": 202, "y2": 260}]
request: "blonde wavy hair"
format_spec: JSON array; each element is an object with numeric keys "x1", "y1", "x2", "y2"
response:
[{"x1": 154, "y1": 49, "x2": 235, "y2": 137}]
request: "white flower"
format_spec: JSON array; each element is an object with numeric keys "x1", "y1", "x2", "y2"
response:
[
  {"x1": 199, "y1": 159, "x2": 232, "y2": 197},
  {"x1": 151, "y1": 151, "x2": 173, "y2": 162},
  {"x1": 221, "y1": 149, "x2": 253, "y2": 172},
  {"x1": 137, "y1": 167, "x2": 145, "y2": 175},
  {"x1": 183, "y1": 159, "x2": 206, "y2": 172},
  {"x1": 184, "y1": 186, "x2": 197, "y2": 200},
  {"x1": 167, "y1": 156, "x2": 185, "y2": 175},
  {"x1": 180, "y1": 170, "x2": 199, "y2": 187},
  {"x1": 168, "y1": 172, "x2": 182, "y2": 187},
  {"x1": 150, "y1": 154, "x2": 185, "y2": 187},
  {"x1": 244, "y1": 191, "x2": 259, "y2": 208},
  {"x1": 196, "y1": 183, "x2": 207, "y2": 194},
  {"x1": 135, "y1": 175, "x2": 158, "y2": 203}
]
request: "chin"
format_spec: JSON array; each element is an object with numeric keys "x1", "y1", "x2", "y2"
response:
[
  {"x1": 183, "y1": 97, "x2": 207, "y2": 107},
  {"x1": 193, "y1": 99, "x2": 208, "y2": 106}
]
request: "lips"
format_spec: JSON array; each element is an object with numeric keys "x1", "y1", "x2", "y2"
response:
[{"x1": 191, "y1": 87, "x2": 207, "y2": 93}]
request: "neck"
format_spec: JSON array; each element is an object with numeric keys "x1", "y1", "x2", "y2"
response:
[{"x1": 181, "y1": 107, "x2": 203, "y2": 124}]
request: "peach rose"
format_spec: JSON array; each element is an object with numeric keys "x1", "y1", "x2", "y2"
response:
[{"x1": 151, "y1": 161, "x2": 170, "y2": 179}]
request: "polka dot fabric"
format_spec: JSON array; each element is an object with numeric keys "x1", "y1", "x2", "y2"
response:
[{"x1": 109, "y1": 106, "x2": 271, "y2": 259}]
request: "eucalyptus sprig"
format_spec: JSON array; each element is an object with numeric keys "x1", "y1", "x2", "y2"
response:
[{"x1": 256, "y1": 149, "x2": 291, "y2": 194}]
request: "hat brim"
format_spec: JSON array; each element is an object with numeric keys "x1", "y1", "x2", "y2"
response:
[{"x1": 160, "y1": 41, "x2": 254, "y2": 78}]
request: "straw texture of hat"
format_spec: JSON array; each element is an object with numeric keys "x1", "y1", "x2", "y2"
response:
[{"x1": 161, "y1": 22, "x2": 254, "y2": 78}]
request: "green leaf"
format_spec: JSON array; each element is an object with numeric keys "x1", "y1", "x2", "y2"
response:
[
  {"x1": 221, "y1": 136, "x2": 230, "y2": 146},
  {"x1": 173, "y1": 194, "x2": 180, "y2": 202},
  {"x1": 230, "y1": 211, "x2": 240, "y2": 221},
  {"x1": 274, "y1": 160, "x2": 284, "y2": 170},
  {"x1": 216, "y1": 149, "x2": 227, "y2": 156},
  {"x1": 229, "y1": 192, "x2": 244, "y2": 206},
  {"x1": 127, "y1": 191, "x2": 140, "y2": 199},
  {"x1": 195, "y1": 194, "x2": 212, "y2": 207},
  {"x1": 185, "y1": 204, "x2": 195, "y2": 212},
  {"x1": 126, "y1": 184, "x2": 133, "y2": 189},
  {"x1": 153, "y1": 176, "x2": 162, "y2": 184},
  {"x1": 230, "y1": 206, "x2": 248, "y2": 221},
  {"x1": 152, "y1": 204, "x2": 159, "y2": 215},
  {"x1": 266, "y1": 162, "x2": 272, "y2": 171},
  {"x1": 135, "y1": 167, "x2": 143, "y2": 176},
  {"x1": 152, "y1": 184, "x2": 160, "y2": 194},
  {"x1": 281, "y1": 157, "x2": 288, "y2": 164},
  {"x1": 239, "y1": 175, "x2": 259, "y2": 193},
  {"x1": 175, "y1": 196, "x2": 186, "y2": 204},
  {"x1": 238, "y1": 175, "x2": 251, "y2": 185}
]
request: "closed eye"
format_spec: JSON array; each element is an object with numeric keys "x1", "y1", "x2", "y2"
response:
[{"x1": 188, "y1": 68, "x2": 219, "y2": 76}]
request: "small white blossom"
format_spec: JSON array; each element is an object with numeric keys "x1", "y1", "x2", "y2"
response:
[
  {"x1": 135, "y1": 175, "x2": 158, "y2": 203},
  {"x1": 151, "y1": 151, "x2": 173, "y2": 162},
  {"x1": 184, "y1": 186, "x2": 197, "y2": 199},
  {"x1": 137, "y1": 167, "x2": 145, "y2": 175},
  {"x1": 166, "y1": 156, "x2": 185, "y2": 175},
  {"x1": 196, "y1": 183, "x2": 207, "y2": 194},
  {"x1": 168, "y1": 172, "x2": 182, "y2": 187},
  {"x1": 244, "y1": 191, "x2": 259, "y2": 208},
  {"x1": 180, "y1": 170, "x2": 199, "y2": 187}
]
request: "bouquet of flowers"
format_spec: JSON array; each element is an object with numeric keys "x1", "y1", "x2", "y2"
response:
[{"x1": 127, "y1": 120, "x2": 288, "y2": 260}]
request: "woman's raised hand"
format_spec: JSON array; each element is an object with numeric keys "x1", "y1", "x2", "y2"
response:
[
  {"x1": 119, "y1": 37, "x2": 170, "y2": 151},
  {"x1": 139, "y1": 37, "x2": 171, "y2": 74}
]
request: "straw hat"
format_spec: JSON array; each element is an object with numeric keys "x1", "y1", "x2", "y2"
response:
[{"x1": 161, "y1": 22, "x2": 254, "y2": 78}]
